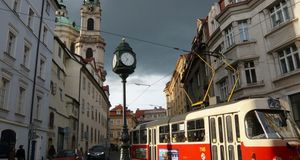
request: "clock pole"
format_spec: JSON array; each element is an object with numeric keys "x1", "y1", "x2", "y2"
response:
[{"x1": 112, "y1": 38, "x2": 136, "y2": 160}]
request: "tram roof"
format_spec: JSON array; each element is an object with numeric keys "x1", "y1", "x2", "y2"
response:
[{"x1": 132, "y1": 98, "x2": 287, "y2": 131}]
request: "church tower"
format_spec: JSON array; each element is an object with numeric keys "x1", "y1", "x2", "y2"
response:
[{"x1": 76, "y1": 0, "x2": 105, "y2": 71}]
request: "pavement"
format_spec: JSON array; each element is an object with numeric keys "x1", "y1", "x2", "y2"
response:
[{"x1": 109, "y1": 151, "x2": 120, "y2": 160}]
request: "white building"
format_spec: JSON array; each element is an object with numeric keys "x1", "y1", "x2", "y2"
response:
[
  {"x1": 0, "y1": 0, "x2": 60, "y2": 159},
  {"x1": 54, "y1": 0, "x2": 110, "y2": 154},
  {"x1": 204, "y1": 0, "x2": 300, "y2": 125}
]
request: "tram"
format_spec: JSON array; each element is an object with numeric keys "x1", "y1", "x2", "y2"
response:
[{"x1": 130, "y1": 98, "x2": 300, "y2": 160}]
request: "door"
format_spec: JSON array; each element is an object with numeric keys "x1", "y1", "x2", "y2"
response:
[
  {"x1": 224, "y1": 114, "x2": 241, "y2": 160},
  {"x1": 210, "y1": 113, "x2": 241, "y2": 160},
  {"x1": 149, "y1": 128, "x2": 157, "y2": 160}
]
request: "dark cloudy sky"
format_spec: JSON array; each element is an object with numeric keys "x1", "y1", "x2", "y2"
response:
[{"x1": 64, "y1": 0, "x2": 216, "y2": 110}]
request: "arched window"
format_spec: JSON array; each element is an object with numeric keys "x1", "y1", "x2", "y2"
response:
[
  {"x1": 70, "y1": 42, "x2": 75, "y2": 53},
  {"x1": 86, "y1": 48, "x2": 93, "y2": 58},
  {"x1": 49, "y1": 112, "x2": 54, "y2": 128},
  {"x1": 87, "y1": 18, "x2": 94, "y2": 30},
  {"x1": 0, "y1": 129, "x2": 16, "y2": 145}
]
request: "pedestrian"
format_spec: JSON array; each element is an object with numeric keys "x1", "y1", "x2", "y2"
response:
[
  {"x1": 47, "y1": 145, "x2": 56, "y2": 160},
  {"x1": 15, "y1": 145, "x2": 25, "y2": 160}
]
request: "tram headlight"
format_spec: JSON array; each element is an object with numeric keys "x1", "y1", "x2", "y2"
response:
[{"x1": 251, "y1": 153, "x2": 256, "y2": 160}]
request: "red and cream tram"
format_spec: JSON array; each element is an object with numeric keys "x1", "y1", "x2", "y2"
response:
[{"x1": 130, "y1": 98, "x2": 300, "y2": 160}]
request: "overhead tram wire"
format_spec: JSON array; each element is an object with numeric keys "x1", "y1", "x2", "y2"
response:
[
  {"x1": 1, "y1": 0, "x2": 300, "y2": 57},
  {"x1": 127, "y1": 72, "x2": 171, "y2": 107}
]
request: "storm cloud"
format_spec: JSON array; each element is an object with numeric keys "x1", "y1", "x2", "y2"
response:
[{"x1": 63, "y1": 0, "x2": 216, "y2": 109}]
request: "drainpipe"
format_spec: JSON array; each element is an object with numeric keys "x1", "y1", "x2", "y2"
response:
[{"x1": 27, "y1": 0, "x2": 45, "y2": 159}]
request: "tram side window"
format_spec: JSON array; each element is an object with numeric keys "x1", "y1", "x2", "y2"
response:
[
  {"x1": 210, "y1": 118, "x2": 217, "y2": 143},
  {"x1": 187, "y1": 119, "x2": 205, "y2": 142},
  {"x1": 159, "y1": 125, "x2": 170, "y2": 143},
  {"x1": 245, "y1": 111, "x2": 265, "y2": 139},
  {"x1": 172, "y1": 122, "x2": 185, "y2": 142},
  {"x1": 133, "y1": 130, "x2": 139, "y2": 144},
  {"x1": 140, "y1": 129, "x2": 147, "y2": 144}
]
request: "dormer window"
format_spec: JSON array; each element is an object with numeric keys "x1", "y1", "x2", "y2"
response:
[{"x1": 87, "y1": 18, "x2": 94, "y2": 30}]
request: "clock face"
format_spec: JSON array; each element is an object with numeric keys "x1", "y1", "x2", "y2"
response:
[
  {"x1": 120, "y1": 52, "x2": 135, "y2": 66},
  {"x1": 112, "y1": 54, "x2": 117, "y2": 68}
]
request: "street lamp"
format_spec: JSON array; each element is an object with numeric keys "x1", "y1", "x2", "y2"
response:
[{"x1": 112, "y1": 38, "x2": 136, "y2": 160}]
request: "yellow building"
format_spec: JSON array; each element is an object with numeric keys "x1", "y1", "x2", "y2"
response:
[{"x1": 164, "y1": 54, "x2": 189, "y2": 116}]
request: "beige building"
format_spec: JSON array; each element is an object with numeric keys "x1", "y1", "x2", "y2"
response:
[
  {"x1": 109, "y1": 105, "x2": 136, "y2": 148},
  {"x1": 52, "y1": 0, "x2": 110, "y2": 154},
  {"x1": 199, "y1": 0, "x2": 300, "y2": 125},
  {"x1": 164, "y1": 54, "x2": 189, "y2": 116},
  {"x1": 135, "y1": 106, "x2": 167, "y2": 124}
]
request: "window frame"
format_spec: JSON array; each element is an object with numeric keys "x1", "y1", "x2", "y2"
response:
[
  {"x1": 270, "y1": 0, "x2": 290, "y2": 28},
  {"x1": 278, "y1": 44, "x2": 300, "y2": 74},
  {"x1": 244, "y1": 61, "x2": 257, "y2": 84}
]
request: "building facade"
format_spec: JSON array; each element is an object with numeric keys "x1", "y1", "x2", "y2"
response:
[
  {"x1": 0, "y1": 0, "x2": 60, "y2": 159},
  {"x1": 189, "y1": 0, "x2": 300, "y2": 125},
  {"x1": 135, "y1": 106, "x2": 167, "y2": 124},
  {"x1": 164, "y1": 54, "x2": 189, "y2": 116},
  {"x1": 53, "y1": 0, "x2": 110, "y2": 154},
  {"x1": 109, "y1": 105, "x2": 136, "y2": 148}
]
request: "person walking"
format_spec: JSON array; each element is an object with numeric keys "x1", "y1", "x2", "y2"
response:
[
  {"x1": 15, "y1": 145, "x2": 25, "y2": 160},
  {"x1": 47, "y1": 145, "x2": 56, "y2": 160}
]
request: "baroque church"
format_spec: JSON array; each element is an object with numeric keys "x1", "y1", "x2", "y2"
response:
[{"x1": 50, "y1": 0, "x2": 110, "y2": 154}]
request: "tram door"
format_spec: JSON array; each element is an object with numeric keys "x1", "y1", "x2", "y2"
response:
[
  {"x1": 210, "y1": 113, "x2": 241, "y2": 160},
  {"x1": 149, "y1": 128, "x2": 157, "y2": 160}
]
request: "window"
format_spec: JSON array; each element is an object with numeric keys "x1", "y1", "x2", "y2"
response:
[
  {"x1": 82, "y1": 77, "x2": 86, "y2": 90},
  {"x1": 87, "y1": 18, "x2": 94, "y2": 30},
  {"x1": 49, "y1": 112, "x2": 54, "y2": 128},
  {"x1": 0, "y1": 78, "x2": 10, "y2": 109},
  {"x1": 35, "y1": 96, "x2": 42, "y2": 120},
  {"x1": 45, "y1": 1, "x2": 50, "y2": 15},
  {"x1": 171, "y1": 122, "x2": 185, "y2": 142},
  {"x1": 244, "y1": 61, "x2": 257, "y2": 83},
  {"x1": 116, "y1": 110, "x2": 121, "y2": 115},
  {"x1": 270, "y1": 0, "x2": 290, "y2": 28},
  {"x1": 82, "y1": 99, "x2": 85, "y2": 113},
  {"x1": 219, "y1": 79, "x2": 228, "y2": 101},
  {"x1": 59, "y1": 88, "x2": 63, "y2": 101},
  {"x1": 6, "y1": 31, "x2": 16, "y2": 55},
  {"x1": 39, "y1": 59, "x2": 45, "y2": 79},
  {"x1": 239, "y1": 20, "x2": 249, "y2": 41},
  {"x1": 17, "y1": 87, "x2": 25, "y2": 114},
  {"x1": 87, "y1": 103, "x2": 90, "y2": 117},
  {"x1": 91, "y1": 128, "x2": 93, "y2": 143},
  {"x1": 225, "y1": 25, "x2": 235, "y2": 48},
  {"x1": 279, "y1": 44, "x2": 300, "y2": 74},
  {"x1": 187, "y1": 119, "x2": 205, "y2": 142},
  {"x1": 81, "y1": 123, "x2": 84, "y2": 140},
  {"x1": 58, "y1": 47, "x2": 62, "y2": 58},
  {"x1": 43, "y1": 26, "x2": 48, "y2": 43},
  {"x1": 86, "y1": 48, "x2": 93, "y2": 59},
  {"x1": 92, "y1": 87, "x2": 94, "y2": 98},
  {"x1": 91, "y1": 106, "x2": 94, "y2": 120},
  {"x1": 140, "y1": 129, "x2": 147, "y2": 144},
  {"x1": 88, "y1": 82, "x2": 90, "y2": 95},
  {"x1": 28, "y1": 8, "x2": 34, "y2": 28},
  {"x1": 57, "y1": 68, "x2": 61, "y2": 80},
  {"x1": 13, "y1": 0, "x2": 20, "y2": 12},
  {"x1": 23, "y1": 43, "x2": 31, "y2": 67}
]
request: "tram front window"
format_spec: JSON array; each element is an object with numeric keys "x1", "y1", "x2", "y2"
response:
[{"x1": 245, "y1": 110, "x2": 300, "y2": 139}]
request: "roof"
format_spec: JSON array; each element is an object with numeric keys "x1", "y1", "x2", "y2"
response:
[{"x1": 55, "y1": 16, "x2": 80, "y2": 31}]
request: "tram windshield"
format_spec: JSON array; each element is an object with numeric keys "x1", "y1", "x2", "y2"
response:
[{"x1": 245, "y1": 110, "x2": 300, "y2": 139}]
